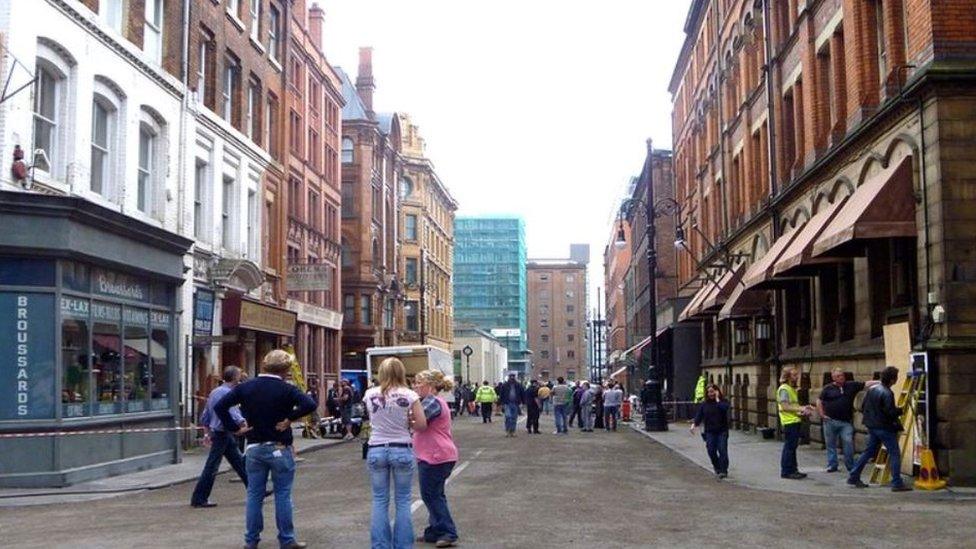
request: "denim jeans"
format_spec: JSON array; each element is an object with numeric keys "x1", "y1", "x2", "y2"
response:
[
  {"x1": 849, "y1": 428, "x2": 905, "y2": 487},
  {"x1": 781, "y1": 423, "x2": 801, "y2": 477},
  {"x1": 553, "y1": 404, "x2": 568, "y2": 433},
  {"x1": 704, "y1": 430, "x2": 729, "y2": 474},
  {"x1": 190, "y1": 430, "x2": 247, "y2": 506},
  {"x1": 418, "y1": 461, "x2": 458, "y2": 543},
  {"x1": 823, "y1": 418, "x2": 855, "y2": 471},
  {"x1": 580, "y1": 405, "x2": 594, "y2": 431},
  {"x1": 244, "y1": 443, "x2": 297, "y2": 546},
  {"x1": 504, "y1": 403, "x2": 520, "y2": 433},
  {"x1": 604, "y1": 406, "x2": 620, "y2": 431},
  {"x1": 367, "y1": 446, "x2": 416, "y2": 549}
]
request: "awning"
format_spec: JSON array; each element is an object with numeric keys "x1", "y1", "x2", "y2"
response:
[
  {"x1": 812, "y1": 156, "x2": 916, "y2": 258},
  {"x1": 698, "y1": 263, "x2": 746, "y2": 313},
  {"x1": 677, "y1": 273, "x2": 721, "y2": 322},
  {"x1": 741, "y1": 224, "x2": 804, "y2": 290},
  {"x1": 773, "y1": 195, "x2": 850, "y2": 276},
  {"x1": 718, "y1": 282, "x2": 769, "y2": 320},
  {"x1": 620, "y1": 335, "x2": 653, "y2": 362}
]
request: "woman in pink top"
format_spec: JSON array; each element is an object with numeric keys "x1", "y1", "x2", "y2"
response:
[{"x1": 413, "y1": 370, "x2": 459, "y2": 548}]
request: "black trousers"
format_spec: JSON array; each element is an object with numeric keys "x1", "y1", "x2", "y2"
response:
[
  {"x1": 480, "y1": 403, "x2": 493, "y2": 422},
  {"x1": 526, "y1": 406, "x2": 541, "y2": 433}
]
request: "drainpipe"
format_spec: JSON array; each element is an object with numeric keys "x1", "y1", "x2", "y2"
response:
[
  {"x1": 762, "y1": 0, "x2": 779, "y2": 237},
  {"x1": 177, "y1": 0, "x2": 192, "y2": 448}
]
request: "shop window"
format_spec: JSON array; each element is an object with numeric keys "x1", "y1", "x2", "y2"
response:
[
  {"x1": 150, "y1": 326, "x2": 170, "y2": 410},
  {"x1": 783, "y1": 281, "x2": 812, "y2": 348},
  {"x1": 61, "y1": 308, "x2": 90, "y2": 418},
  {"x1": 123, "y1": 308, "x2": 149, "y2": 412},
  {"x1": 93, "y1": 303, "x2": 122, "y2": 415},
  {"x1": 820, "y1": 266, "x2": 839, "y2": 344}
]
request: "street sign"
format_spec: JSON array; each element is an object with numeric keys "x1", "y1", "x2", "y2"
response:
[{"x1": 287, "y1": 263, "x2": 333, "y2": 292}]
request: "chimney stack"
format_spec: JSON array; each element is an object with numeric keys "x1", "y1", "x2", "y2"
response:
[
  {"x1": 356, "y1": 47, "x2": 376, "y2": 118},
  {"x1": 308, "y1": 3, "x2": 324, "y2": 51}
]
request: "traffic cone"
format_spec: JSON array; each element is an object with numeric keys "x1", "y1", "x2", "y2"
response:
[{"x1": 915, "y1": 448, "x2": 947, "y2": 490}]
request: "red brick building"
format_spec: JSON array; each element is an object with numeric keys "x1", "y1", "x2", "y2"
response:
[
  {"x1": 282, "y1": 1, "x2": 344, "y2": 404},
  {"x1": 670, "y1": 0, "x2": 976, "y2": 482}
]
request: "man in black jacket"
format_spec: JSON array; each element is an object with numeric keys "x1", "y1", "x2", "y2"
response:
[
  {"x1": 847, "y1": 366, "x2": 912, "y2": 492},
  {"x1": 216, "y1": 349, "x2": 317, "y2": 548},
  {"x1": 524, "y1": 380, "x2": 541, "y2": 434},
  {"x1": 499, "y1": 373, "x2": 525, "y2": 437}
]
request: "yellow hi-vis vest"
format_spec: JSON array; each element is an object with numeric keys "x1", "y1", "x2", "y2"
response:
[
  {"x1": 777, "y1": 383, "x2": 801, "y2": 426},
  {"x1": 694, "y1": 375, "x2": 706, "y2": 403}
]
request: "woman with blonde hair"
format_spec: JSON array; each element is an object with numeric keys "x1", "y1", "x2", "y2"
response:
[
  {"x1": 364, "y1": 358, "x2": 427, "y2": 549},
  {"x1": 413, "y1": 370, "x2": 460, "y2": 547}
]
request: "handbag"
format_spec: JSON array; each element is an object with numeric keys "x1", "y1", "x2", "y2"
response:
[{"x1": 421, "y1": 395, "x2": 443, "y2": 422}]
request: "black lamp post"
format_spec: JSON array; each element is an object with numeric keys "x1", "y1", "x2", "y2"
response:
[
  {"x1": 615, "y1": 141, "x2": 682, "y2": 432},
  {"x1": 462, "y1": 345, "x2": 473, "y2": 387}
]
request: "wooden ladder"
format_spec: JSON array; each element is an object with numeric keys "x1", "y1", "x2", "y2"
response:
[{"x1": 868, "y1": 373, "x2": 923, "y2": 485}]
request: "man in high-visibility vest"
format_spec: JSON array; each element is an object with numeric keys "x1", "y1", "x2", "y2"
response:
[
  {"x1": 475, "y1": 381, "x2": 497, "y2": 424},
  {"x1": 778, "y1": 366, "x2": 815, "y2": 479},
  {"x1": 694, "y1": 374, "x2": 706, "y2": 404}
]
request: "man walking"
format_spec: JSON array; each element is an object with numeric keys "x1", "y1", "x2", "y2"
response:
[
  {"x1": 778, "y1": 367, "x2": 815, "y2": 480},
  {"x1": 570, "y1": 382, "x2": 584, "y2": 428},
  {"x1": 215, "y1": 350, "x2": 317, "y2": 549},
  {"x1": 337, "y1": 379, "x2": 355, "y2": 440},
  {"x1": 603, "y1": 381, "x2": 624, "y2": 432},
  {"x1": 525, "y1": 380, "x2": 541, "y2": 434},
  {"x1": 190, "y1": 366, "x2": 249, "y2": 508},
  {"x1": 499, "y1": 373, "x2": 525, "y2": 437},
  {"x1": 579, "y1": 382, "x2": 595, "y2": 432},
  {"x1": 848, "y1": 366, "x2": 912, "y2": 492},
  {"x1": 475, "y1": 381, "x2": 496, "y2": 423},
  {"x1": 817, "y1": 367, "x2": 879, "y2": 472},
  {"x1": 550, "y1": 377, "x2": 571, "y2": 434}
]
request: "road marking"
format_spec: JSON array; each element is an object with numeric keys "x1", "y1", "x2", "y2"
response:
[{"x1": 411, "y1": 449, "x2": 485, "y2": 514}]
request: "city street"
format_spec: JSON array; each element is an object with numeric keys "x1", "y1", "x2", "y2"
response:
[{"x1": 2, "y1": 414, "x2": 975, "y2": 548}]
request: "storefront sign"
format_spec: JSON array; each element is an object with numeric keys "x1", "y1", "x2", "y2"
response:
[
  {"x1": 93, "y1": 269, "x2": 149, "y2": 302},
  {"x1": 286, "y1": 299, "x2": 343, "y2": 330},
  {"x1": 0, "y1": 292, "x2": 55, "y2": 419},
  {"x1": 193, "y1": 290, "x2": 215, "y2": 336},
  {"x1": 286, "y1": 263, "x2": 333, "y2": 292},
  {"x1": 151, "y1": 310, "x2": 171, "y2": 328},
  {"x1": 61, "y1": 296, "x2": 90, "y2": 320},
  {"x1": 239, "y1": 300, "x2": 297, "y2": 336}
]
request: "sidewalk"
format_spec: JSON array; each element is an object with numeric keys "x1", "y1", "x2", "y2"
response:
[
  {"x1": 630, "y1": 422, "x2": 976, "y2": 501},
  {"x1": 0, "y1": 432, "x2": 349, "y2": 508}
]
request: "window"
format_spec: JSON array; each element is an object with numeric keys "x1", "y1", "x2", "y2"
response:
[
  {"x1": 566, "y1": 305, "x2": 575, "y2": 313},
  {"x1": 566, "y1": 275, "x2": 575, "y2": 283},
  {"x1": 247, "y1": 190, "x2": 257, "y2": 259},
  {"x1": 222, "y1": 175, "x2": 236, "y2": 250},
  {"x1": 289, "y1": 109, "x2": 302, "y2": 152},
  {"x1": 266, "y1": 93, "x2": 280, "y2": 159},
  {"x1": 343, "y1": 294, "x2": 355, "y2": 322},
  {"x1": 405, "y1": 214, "x2": 418, "y2": 240},
  {"x1": 246, "y1": 79, "x2": 260, "y2": 141},
  {"x1": 875, "y1": 0, "x2": 888, "y2": 88},
  {"x1": 222, "y1": 54, "x2": 240, "y2": 123},
  {"x1": 360, "y1": 294, "x2": 372, "y2": 325},
  {"x1": 194, "y1": 160, "x2": 209, "y2": 240},
  {"x1": 567, "y1": 319, "x2": 575, "y2": 327},
  {"x1": 540, "y1": 319, "x2": 548, "y2": 328},
  {"x1": 150, "y1": 327, "x2": 170, "y2": 410},
  {"x1": 405, "y1": 257, "x2": 418, "y2": 285},
  {"x1": 341, "y1": 238, "x2": 352, "y2": 267},
  {"x1": 541, "y1": 334, "x2": 549, "y2": 343},
  {"x1": 249, "y1": 0, "x2": 261, "y2": 41},
  {"x1": 308, "y1": 129, "x2": 320, "y2": 168},
  {"x1": 405, "y1": 301, "x2": 419, "y2": 331},
  {"x1": 567, "y1": 350, "x2": 575, "y2": 359},
  {"x1": 342, "y1": 137, "x2": 354, "y2": 163},
  {"x1": 61, "y1": 311, "x2": 90, "y2": 417},
  {"x1": 288, "y1": 177, "x2": 301, "y2": 219},
  {"x1": 540, "y1": 351, "x2": 549, "y2": 359},
  {"x1": 33, "y1": 61, "x2": 61, "y2": 174},
  {"x1": 137, "y1": 122, "x2": 156, "y2": 213},
  {"x1": 144, "y1": 0, "x2": 163, "y2": 64},
  {"x1": 228, "y1": 0, "x2": 241, "y2": 17},
  {"x1": 308, "y1": 190, "x2": 320, "y2": 230},
  {"x1": 90, "y1": 97, "x2": 113, "y2": 195},
  {"x1": 341, "y1": 182, "x2": 355, "y2": 218},
  {"x1": 102, "y1": 0, "x2": 124, "y2": 34},
  {"x1": 268, "y1": 5, "x2": 280, "y2": 61},
  {"x1": 567, "y1": 334, "x2": 574, "y2": 342},
  {"x1": 93, "y1": 304, "x2": 122, "y2": 415},
  {"x1": 123, "y1": 309, "x2": 149, "y2": 412},
  {"x1": 401, "y1": 176, "x2": 414, "y2": 199},
  {"x1": 384, "y1": 298, "x2": 394, "y2": 329},
  {"x1": 197, "y1": 31, "x2": 214, "y2": 107}
]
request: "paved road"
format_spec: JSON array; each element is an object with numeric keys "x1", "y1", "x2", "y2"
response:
[{"x1": 2, "y1": 413, "x2": 974, "y2": 548}]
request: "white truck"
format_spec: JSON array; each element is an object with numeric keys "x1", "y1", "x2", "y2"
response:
[{"x1": 365, "y1": 345, "x2": 457, "y2": 403}]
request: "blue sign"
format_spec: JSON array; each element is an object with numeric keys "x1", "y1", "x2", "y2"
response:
[
  {"x1": 0, "y1": 292, "x2": 56, "y2": 419},
  {"x1": 194, "y1": 290, "x2": 215, "y2": 336}
]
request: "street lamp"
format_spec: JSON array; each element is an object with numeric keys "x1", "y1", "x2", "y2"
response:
[{"x1": 462, "y1": 345, "x2": 473, "y2": 387}]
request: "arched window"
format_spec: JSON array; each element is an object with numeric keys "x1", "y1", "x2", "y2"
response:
[
  {"x1": 138, "y1": 107, "x2": 166, "y2": 217},
  {"x1": 341, "y1": 137, "x2": 354, "y2": 163},
  {"x1": 33, "y1": 39, "x2": 75, "y2": 182},
  {"x1": 90, "y1": 76, "x2": 126, "y2": 201}
]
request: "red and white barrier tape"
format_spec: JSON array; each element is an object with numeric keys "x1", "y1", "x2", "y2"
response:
[{"x1": 0, "y1": 425, "x2": 204, "y2": 439}]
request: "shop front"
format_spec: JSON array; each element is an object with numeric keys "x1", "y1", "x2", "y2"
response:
[
  {"x1": 221, "y1": 293, "x2": 297, "y2": 377},
  {"x1": 0, "y1": 192, "x2": 191, "y2": 487}
]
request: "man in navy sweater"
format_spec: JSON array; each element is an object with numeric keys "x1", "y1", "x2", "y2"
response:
[{"x1": 216, "y1": 349, "x2": 316, "y2": 549}]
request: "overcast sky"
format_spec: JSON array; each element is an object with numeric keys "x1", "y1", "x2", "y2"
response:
[{"x1": 322, "y1": 0, "x2": 690, "y2": 308}]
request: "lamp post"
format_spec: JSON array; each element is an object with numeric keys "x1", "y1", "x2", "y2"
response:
[
  {"x1": 463, "y1": 345, "x2": 473, "y2": 387},
  {"x1": 615, "y1": 140, "x2": 680, "y2": 432}
]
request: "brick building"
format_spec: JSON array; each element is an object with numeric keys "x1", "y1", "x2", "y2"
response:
[
  {"x1": 338, "y1": 48, "x2": 402, "y2": 371},
  {"x1": 604, "y1": 192, "x2": 632, "y2": 384},
  {"x1": 670, "y1": 0, "x2": 976, "y2": 482},
  {"x1": 281, "y1": 1, "x2": 344, "y2": 405},
  {"x1": 527, "y1": 254, "x2": 588, "y2": 382},
  {"x1": 397, "y1": 114, "x2": 458, "y2": 352}
]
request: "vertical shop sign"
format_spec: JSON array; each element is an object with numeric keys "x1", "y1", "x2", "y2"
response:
[{"x1": 0, "y1": 292, "x2": 56, "y2": 419}]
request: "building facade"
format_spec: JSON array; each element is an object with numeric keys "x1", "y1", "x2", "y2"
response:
[
  {"x1": 527, "y1": 255, "x2": 587, "y2": 382},
  {"x1": 453, "y1": 328, "x2": 508, "y2": 386},
  {"x1": 282, "y1": 1, "x2": 344, "y2": 408},
  {"x1": 397, "y1": 113, "x2": 457, "y2": 352},
  {"x1": 0, "y1": 0, "x2": 192, "y2": 486},
  {"x1": 670, "y1": 0, "x2": 976, "y2": 482},
  {"x1": 453, "y1": 217, "x2": 529, "y2": 377},
  {"x1": 338, "y1": 48, "x2": 401, "y2": 372},
  {"x1": 604, "y1": 204, "x2": 633, "y2": 380}
]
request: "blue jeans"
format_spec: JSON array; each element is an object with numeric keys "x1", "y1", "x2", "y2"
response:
[
  {"x1": 823, "y1": 418, "x2": 855, "y2": 471},
  {"x1": 191, "y1": 430, "x2": 247, "y2": 505},
  {"x1": 367, "y1": 446, "x2": 416, "y2": 549},
  {"x1": 554, "y1": 404, "x2": 568, "y2": 433},
  {"x1": 849, "y1": 428, "x2": 905, "y2": 487},
  {"x1": 244, "y1": 443, "x2": 297, "y2": 546},
  {"x1": 418, "y1": 461, "x2": 458, "y2": 543},
  {"x1": 781, "y1": 423, "x2": 801, "y2": 477},
  {"x1": 704, "y1": 430, "x2": 729, "y2": 474},
  {"x1": 604, "y1": 406, "x2": 620, "y2": 431},
  {"x1": 504, "y1": 403, "x2": 520, "y2": 433}
]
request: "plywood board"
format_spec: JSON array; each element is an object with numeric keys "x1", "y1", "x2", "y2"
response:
[{"x1": 882, "y1": 322, "x2": 915, "y2": 476}]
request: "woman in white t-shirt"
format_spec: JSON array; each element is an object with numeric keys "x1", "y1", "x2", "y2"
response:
[{"x1": 364, "y1": 358, "x2": 427, "y2": 549}]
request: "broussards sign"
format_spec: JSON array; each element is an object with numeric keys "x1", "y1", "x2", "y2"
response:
[{"x1": 0, "y1": 292, "x2": 55, "y2": 419}]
